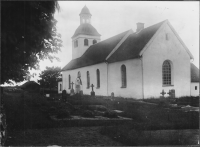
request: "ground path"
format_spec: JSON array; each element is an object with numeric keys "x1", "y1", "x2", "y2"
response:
[{"x1": 5, "y1": 126, "x2": 122, "y2": 146}]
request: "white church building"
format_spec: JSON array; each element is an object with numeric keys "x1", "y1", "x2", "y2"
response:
[{"x1": 59, "y1": 6, "x2": 199, "y2": 98}]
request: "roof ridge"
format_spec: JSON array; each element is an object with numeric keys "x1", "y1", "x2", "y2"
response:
[{"x1": 81, "y1": 29, "x2": 131, "y2": 57}]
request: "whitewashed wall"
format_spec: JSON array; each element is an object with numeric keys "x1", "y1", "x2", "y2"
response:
[
  {"x1": 108, "y1": 59, "x2": 143, "y2": 99},
  {"x1": 62, "y1": 63, "x2": 108, "y2": 96},
  {"x1": 142, "y1": 23, "x2": 191, "y2": 98},
  {"x1": 191, "y1": 82, "x2": 199, "y2": 96}
]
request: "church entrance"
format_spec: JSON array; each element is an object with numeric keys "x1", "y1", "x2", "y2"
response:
[{"x1": 75, "y1": 72, "x2": 82, "y2": 94}]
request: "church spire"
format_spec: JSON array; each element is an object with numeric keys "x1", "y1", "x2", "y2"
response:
[{"x1": 79, "y1": 5, "x2": 92, "y2": 24}]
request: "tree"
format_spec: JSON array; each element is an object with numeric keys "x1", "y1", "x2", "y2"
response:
[
  {"x1": 1, "y1": 1, "x2": 62, "y2": 84},
  {"x1": 38, "y1": 66, "x2": 61, "y2": 89}
]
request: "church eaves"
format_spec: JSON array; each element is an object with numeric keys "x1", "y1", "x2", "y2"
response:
[{"x1": 191, "y1": 63, "x2": 199, "y2": 82}]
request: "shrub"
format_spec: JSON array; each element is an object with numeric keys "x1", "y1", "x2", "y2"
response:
[
  {"x1": 56, "y1": 109, "x2": 70, "y2": 119},
  {"x1": 103, "y1": 110, "x2": 118, "y2": 118},
  {"x1": 49, "y1": 107, "x2": 56, "y2": 112},
  {"x1": 81, "y1": 110, "x2": 95, "y2": 118}
]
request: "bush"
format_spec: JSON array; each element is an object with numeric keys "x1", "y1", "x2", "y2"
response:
[
  {"x1": 103, "y1": 110, "x2": 118, "y2": 118},
  {"x1": 56, "y1": 109, "x2": 70, "y2": 119},
  {"x1": 81, "y1": 110, "x2": 95, "y2": 118},
  {"x1": 49, "y1": 107, "x2": 56, "y2": 112}
]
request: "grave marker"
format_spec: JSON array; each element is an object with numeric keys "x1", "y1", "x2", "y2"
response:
[{"x1": 90, "y1": 84, "x2": 95, "y2": 96}]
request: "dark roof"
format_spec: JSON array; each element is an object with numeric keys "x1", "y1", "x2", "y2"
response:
[
  {"x1": 191, "y1": 63, "x2": 199, "y2": 82},
  {"x1": 80, "y1": 6, "x2": 91, "y2": 16},
  {"x1": 62, "y1": 30, "x2": 130, "y2": 71},
  {"x1": 63, "y1": 20, "x2": 166, "y2": 71},
  {"x1": 107, "y1": 20, "x2": 165, "y2": 62},
  {"x1": 72, "y1": 23, "x2": 101, "y2": 38}
]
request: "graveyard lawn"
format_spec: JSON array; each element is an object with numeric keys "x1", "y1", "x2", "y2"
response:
[{"x1": 3, "y1": 91, "x2": 199, "y2": 146}]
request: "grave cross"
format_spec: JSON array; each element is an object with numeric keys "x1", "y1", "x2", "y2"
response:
[
  {"x1": 167, "y1": 90, "x2": 172, "y2": 96},
  {"x1": 91, "y1": 84, "x2": 94, "y2": 92},
  {"x1": 71, "y1": 82, "x2": 74, "y2": 89},
  {"x1": 160, "y1": 90, "x2": 166, "y2": 96}
]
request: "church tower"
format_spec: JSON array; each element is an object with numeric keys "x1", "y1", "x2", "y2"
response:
[{"x1": 71, "y1": 6, "x2": 101, "y2": 59}]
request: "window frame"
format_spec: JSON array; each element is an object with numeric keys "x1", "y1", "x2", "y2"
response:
[
  {"x1": 162, "y1": 60, "x2": 173, "y2": 86},
  {"x1": 86, "y1": 71, "x2": 90, "y2": 89},
  {"x1": 96, "y1": 69, "x2": 100, "y2": 88},
  {"x1": 121, "y1": 65, "x2": 127, "y2": 88},
  {"x1": 93, "y1": 39, "x2": 97, "y2": 44},
  {"x1": 68, "y1": 75, "x2": 71, "y2": 89},
  {"x1": 84, "y1": 39, "x2": 88, "y2": 46}
]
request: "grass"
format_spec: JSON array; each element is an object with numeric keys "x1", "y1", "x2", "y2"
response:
[{"x1": 3, "y1": 91, "x2": 199, "y2": 145}]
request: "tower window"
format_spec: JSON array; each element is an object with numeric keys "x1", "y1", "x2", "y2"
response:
[
  {"x1": 84, "y1": 39, "x2": 88, "y2": 46},
  {"x1": 93, "y1": 40, "x2": 97, "y2": 44},
  {"x1": 121, "y1": 65, "x2": 127, "y2": 88},
  {"x1": 74, "y1": 40, "x2": 78, "y2": 48},
  {"x1": 195, "y1": 86, "x2": 197, "y2": 90}
]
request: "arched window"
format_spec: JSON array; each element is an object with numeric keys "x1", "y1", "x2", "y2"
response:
[
  {"x1": 68, "y1": 75, "x2": 71, "y2": 89},
  {"x1": 162, "y1": 60, "x2": 172, "y2": 85},
  {"x1": 96, "y1": 69, "x2": 100, "y2": 88},
  {"x1": 121, "y1": 65, "x2": 127, "y2": 88},
  {"x1": 77, "y1": 71, "x2": 81, "y2": 78},
  {"x1": 84, "y1": 39, "x2": 88, "y2": 46},
  {"x1": 74, "y1": 40, "x2": 78, "y2": 48},
  {"x1": 87, "y1": 71, "x2": 90, "y2": 88},
  {"x1": 60, "y1": 83, "x2": 62, "y2": 91},
  {"x1": 93, "y1": 40, "x2": 97, "y2": 44}
]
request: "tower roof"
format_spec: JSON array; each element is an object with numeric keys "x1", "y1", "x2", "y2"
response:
[
  {"x1": 79, "y1": 5, "x2": 91, "y2": 16},
  {"x1": 72, "y1": 23, "x2": 101, "y2": 38}
]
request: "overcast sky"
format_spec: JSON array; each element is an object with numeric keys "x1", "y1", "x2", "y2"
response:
[{"x1": 8, "y1": 1, "x2": 199, "y2": 85}]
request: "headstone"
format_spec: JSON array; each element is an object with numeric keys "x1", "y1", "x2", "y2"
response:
[
  {"x1": 70, "y1": 82, "x2": 75, "y2": 96},
  {"x1": 62, "y1": 90, "x2": 67, "y2": 101},
  {"x1": 160, "y1": 89, "x2": 166, "y2": 98},
  {"x1": 90, "y1": 84, "x2": 95, "y2": 96},
  {"x1": 167, "y1": 90, "x2": 172, "y2": 98},
  {"x1": 170, "y1": 89, "x2": 175, "y2": 98},
  {"x1": 111, "y1": 92, "x2": 114, "y2": 98}
]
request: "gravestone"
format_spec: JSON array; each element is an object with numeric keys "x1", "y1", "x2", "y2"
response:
[
  {"x1": 170, "y1": 89, "x2": 175, "y2": 98},
  {"x1": 70, "y1": 82, "x2": 75, "y2": 96},
  {"x1": 62, "y1": 90, "x2": 67, "y2": 101},
  {"x1": 111, "y1": 92, "x2": 114, "y2": 98},
  {"x1": 167, "y1": 89, "x2": 175, "y2": 98},
  {"x1": 90, "y1": 84, "x2": 95, "y2": 97},
  {"x1": 160, "y1": 89, "x2": 166, "y2": 98}
]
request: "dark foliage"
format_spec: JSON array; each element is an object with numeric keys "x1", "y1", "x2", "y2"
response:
[
  {"x1": 81, "y1": 110, "x2": 95, "y2": 118},
  {"x1": 56, "y1": 109, "x2": 70, "y2": 119},
  {"x1": 38, "y1": 66, "x2": 61, "y2": 89},
  {"x1": 1, "y1": 1, "x2": 62, "y2": 84},
  {"x1": 103, "y1": 110, "x2": 118, "y2": 118}
]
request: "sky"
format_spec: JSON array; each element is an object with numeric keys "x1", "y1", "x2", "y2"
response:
[{"x1": 4, "y1": 1, "x2": 199, "y2": 86}]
